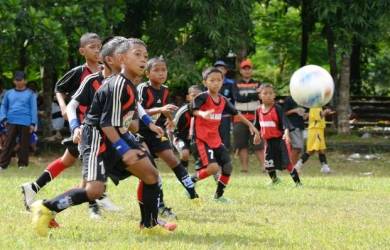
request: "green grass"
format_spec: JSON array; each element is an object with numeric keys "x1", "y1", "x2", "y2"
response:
[{"x1": 1, "y1": 152, "x2": 390, "y2": 249}]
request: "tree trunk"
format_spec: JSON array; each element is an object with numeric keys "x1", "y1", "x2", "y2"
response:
[
  {"x1": 325, "y1": 24, "x2": 338, "y2": 128},
  {"x1": 18, "y1": 41, "x2": 28, "y2": 71},
  {"x1": 337, "y1": 54, "x2": 351, "y2": 134},
  {"x1": 350, "y1": 37, "x2": 361, "y2": 95},
  {"x1": 41, "y1": 63, "x2": 54, "y2": 137},
  {"x1": 300, "y1": 0, "x2": 310, "y2": 67}
]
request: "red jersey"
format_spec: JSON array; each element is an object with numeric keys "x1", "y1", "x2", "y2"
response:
[
  {"x1": 192, "y1": 92, "x2": 238, "y2": 148},
  {"x1": 255, "y1": 104, "x2": 286, "y2": 140}
]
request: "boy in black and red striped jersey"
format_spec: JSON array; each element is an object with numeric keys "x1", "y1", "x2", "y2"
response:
[
  {"x1": 137, "y1": 57, "x2": 199, "y2": 215},
  {"x1": 172, "y1": 85, "x2": 203, "y2": 169},
  {"x1": 31, "y1": 38, "x2": 176, "y2": 237},
  {"x1": 191, "y1": 67, "x2": 260, "y2": 202},
  {"x1": 21, "y1": 33, "x2": 102, "y2": 214},
  {"x1": 253, "y1": 84, "x2": 302, "y2": 186}
]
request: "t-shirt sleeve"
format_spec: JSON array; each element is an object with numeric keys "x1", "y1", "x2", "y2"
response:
[
  {"x1": 55, "y1": 67, "x2": 82, "y2": 94},
  {"x1": 191, "y1": 93, "x2": 207, "y2": 111},
  {"x1": 283, "y1": 96, "x2": 295, "y2": 112},
  {"x1": 223, "y1": 97, "x2": 239, "y2": 116},
  {"x1": 72, "y1": 78, "x2": 93, "y2": 106},
  {"x1": 276, "y1": 104, "x2": 294, "y2": 131},
  {"x1": 137, "y1": 84, "x2": 148, "y2": 107}
]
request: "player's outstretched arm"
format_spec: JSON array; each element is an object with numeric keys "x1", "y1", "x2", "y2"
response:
[{"x1": 67, "y1": 99, "x2": 82, "y2": 143}]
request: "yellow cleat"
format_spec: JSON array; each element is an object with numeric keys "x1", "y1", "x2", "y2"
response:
[
  {"x1": 31, "y1": 200, "x2": 55, "y2": 237},
  {"x1": 140, "y1": 226, "x2": 171, "y2": 236}
]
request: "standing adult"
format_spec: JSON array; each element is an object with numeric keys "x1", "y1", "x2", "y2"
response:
[
  {"x1": 214, "y1": 60, "x2": 235, "y2": 150},
  {"x1": 233, "y1": 59, "x2": 264, "y2": 172},
  {"x1": 0, "y1": 71, "x2": 37, "y2": 169}
]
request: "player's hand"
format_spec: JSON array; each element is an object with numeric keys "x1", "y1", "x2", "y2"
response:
[
  {"x1": 323, "y1": 109, "x2": 336, "y2": 116},
  {"x1": 253, "y1": 134, "x2": 262, "y2": 145},
  {"x1": 199, "y1": 109, "x2": 214, "y2": 119},
  {"x1": 149, "y1": 123, "x2": 164, "y2": 138},
  {"x1": 73, "y1": 127, "x2": 82, "y2": 144},
  {"x1": 122, "y1": 149, "x2": 146, "y2": 166},
  {"x1": 248, "y1": 124, "x2": 260, "y2": 137},
  {"x1": 296, "y1": 108, "x2": 306, "y2": 117},
  {"x1": 161, "y1": 104, "x2": 178, "y2": 113}
]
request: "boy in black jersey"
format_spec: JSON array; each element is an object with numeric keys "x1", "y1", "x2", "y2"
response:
[
  {"x1": 31, "y1": 39, "x2": 176, "y2": 237},
  {"x1": 137, "y1": 58, "x2": 199, "y2": 210},
  {"x1": 172, "y1": 85, "x2": 202, "y2": 169}
]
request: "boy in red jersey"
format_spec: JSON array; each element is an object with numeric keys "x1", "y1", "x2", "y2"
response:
[
  {"x1": 191, "y1": 67, "x2": 259, "y2": 202},
  {"x1": 253, "y1": 84, "x2": 301, "y2": 186}
]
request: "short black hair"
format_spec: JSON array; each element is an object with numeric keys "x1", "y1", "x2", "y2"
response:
[
  {"x1": 115, "y1": 38, "x2": 147, "y2": 55},
  {"x1": 257, "y1": 83, "x2": 274, "y2": 93},
  {"x1": 146, "y1": 56, "x2": 166, "y2": 72},
  {"x1": 100, "y1": 36, "x2": 127, "y2": 69},
  {"x1": 202, "y1": 67, "x2": 223, "y2": 80},
  {"x1": 79, "y1": 33, "x2": 101, "y2": 48}
]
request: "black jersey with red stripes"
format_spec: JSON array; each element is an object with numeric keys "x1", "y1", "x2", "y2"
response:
[
  {"x1": 254, "y1": 104, "x2": 292, "y2": 140},
  {"x1": 84, "y1": 73, "x2": 138, "y2": 135},
  {"x1": 72, "y1": 71, "x2": 105, "y2": 122},
  {"x1": 137, "y1": 81, "x2": 169, "y2": 130},
  {"x1": 55, "y1": 64, "x2": 94, "y2": 97},
  {"x1": 173, "y1": 103, "x2": 191, "y2": 141},
  {"x1": 191, "y1": 92, "x2": 238, "y2": 148}
]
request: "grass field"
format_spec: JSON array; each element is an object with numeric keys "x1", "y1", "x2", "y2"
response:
[{"x1": 1, "y1": 152, "x2": 390, "y2": 249}]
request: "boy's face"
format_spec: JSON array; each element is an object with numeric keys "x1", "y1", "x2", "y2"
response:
[
  {"x1": 79, "y1": 39, "x2": 102, "y2": 63},
  {"x1": 204, "y1": 72, "x2": 223, "y2": 94},
  {"x1": 259, "y1": 87, "x2": 275, "y2": 105},
  {"x1": 122, "y1": 44, "x2": 148, "y2": 77},
  {"x1": 187, "y1": 89, "x2": 201, "y2": 102},
  {"x1": 146, "y1": 62, "x2": 167, "y2": 85},
  {"x1": 240, "y1": 66, "x2": 252, "y2": 79},
  {"x1": 14, "y1": 79, "x2": 26, "y2": 89}
]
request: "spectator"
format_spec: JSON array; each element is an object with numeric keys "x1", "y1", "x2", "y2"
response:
[
  {"x1": 0, "y1": 71, "x2": 37, "y2": 170},
  {"x1": 233, "y1": 59, "x2": 264, "y2": 172},
  {"x1": 214, "y1": 60, "x2": 235, "y2": 150}
]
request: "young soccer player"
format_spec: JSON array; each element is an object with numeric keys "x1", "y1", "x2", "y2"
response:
[
  {"x1": 172, "y1": 85, "x2": 203, "y2": 169},
  {"x1": 294, "y1": 107, "x2": 335, "y2": 173},
  {"x1": 253, "y1": 84, "x2": 302, "y2": 186},
  {"x1": 191, "y1": 67, "x2": 259, "y2": 202},
  {"x1": 30, "y1": 38, "x2": 176, "y2": 237},
  {"x1": 21, "y1": 33, "x2": 118, "y2": 216},
  {"x1": 137, "y1": 57, "x2": 199, "y2": 216}
]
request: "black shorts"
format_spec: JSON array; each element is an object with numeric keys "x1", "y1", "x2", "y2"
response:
[
  {"x1": 139, "y1": 129, "x2": 172, "y2": 156},
  {"x1": 233, "y1": 122, "x2": 264, "y2": 150},
  {"x1": 264, "y1": 138, "x2": 291, "y2": 171},
  {"x1": 193, "y1": 139, "x2": 231, "y2": 168},
  {"x1": 61, "y1": 136, "x2": 80, "y2": 158},
  {"x1": 80, "y1": 125, "x2": 107, "y2": 182},
  {"x1": 172, "y1": 137, "x2": 191, "y2": 153}
]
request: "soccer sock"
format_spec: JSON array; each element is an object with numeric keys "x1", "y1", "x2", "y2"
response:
[
  {"x1": 34, "y1": 158, "x2": 67, "y2": 191},
  {"x1": 268, "y1": 170, "x2": 277, "y2": 181},
  {"x1": 290, "y1": 168, "x2": 301, "y2": 183},
  {"x1": 319, "y1": 153, "x2": 327, "y2": 165},
  {"x1": 180, "y1": 160, "x2": 189, "y2": 168},
  {"x1": 173, "y1": 164, "x2": 197, "y2": 199},
  {"x1": 215, "y1": 174, "x2": 230, "y2": 198},
  {"x1": 137, "y1": 181, "x2": 146, "y2": 226},
  {"x1": 141, "y1": 182, "x2": 159, "y2": 228},
  {"x1": 195, "y1": 168, "x2": 211, "y2": 181},
  {"x1": 88, "y1": 200, "x2": 99, "y2": 212},
  {"x1": 301, "y1": 152, "x2": 310, "y2": 163},
  {"x1": 43, "y1": 188, "x2": 89, "y2": 213}
]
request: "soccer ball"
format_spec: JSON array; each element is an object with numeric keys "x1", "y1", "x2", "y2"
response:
[{"x1": 289, "y1": 65, "x2": 334, "y2": 108}]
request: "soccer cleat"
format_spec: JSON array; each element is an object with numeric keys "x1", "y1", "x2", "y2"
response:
[
  {"x1": 48, "y1": 218, "x2": 60, "y2": 228},
  {"x1": 96, "y1": 196, "x2": 122, "y2": 212},
  {"x1": 21, "y1": 182, "x2": 37, "y2": 211},
  {"x1": 89, "y1": 205, "x2": 102, "y2": 220},
  {"x1": 158, "y1": 206, "x2": 177, "y2": 220},
  {"x1": 31, "y1": 200, "x2": 54, "y2": 237},
  {"x1": 295, "y1": 182, "x2": 303, "y2": 188},
  {"x1": 267, "y1": 177, "x2": 281, "y2": 186},
  {"x1": 320, "y1": 164, "x2": 331, "y2": 174},
  {"x1": 214, "y1": 196, "x2": 232, "y2": 203},
  {"x1": 157, "y1": 219, "x2": 177, "y2": 231}
]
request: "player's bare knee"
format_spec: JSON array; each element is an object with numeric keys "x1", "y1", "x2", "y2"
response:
[
  {"x1": 208, "y1": 164, "x2": 220, "y2": 174},
  {"x1": 85, "y1": 181, "x2": 105, "y2": 200}
]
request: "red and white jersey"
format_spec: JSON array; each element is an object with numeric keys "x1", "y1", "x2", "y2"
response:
[{"x1": 255, "y1": 104, "x2": 283, "y2": 140}]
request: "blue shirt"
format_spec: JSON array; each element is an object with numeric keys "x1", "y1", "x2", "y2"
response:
[{"x1": 0, "y1": 88, "x2": 38, "y2": 126}]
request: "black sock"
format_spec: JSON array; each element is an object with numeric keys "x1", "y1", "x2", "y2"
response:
[
  {"x1": 215, "y1": 174, "x2": 230, "y2": 198},
  {"x1": 290, "y1": 168, "x2": 301, "y2": 183},
  {"x1": 138, "y1": 202, "x2": 146, "y2": 226},
  {"x1": 301, "y1": 152, "x2": 310, "y2": 163},
  {"x1": 319, "y1": 153, "x2": 327, "y2": 165},
  {"x1": 158, "y1": 186, "x2": 165, "y2": 208},
  {"x1": 180, "y1": 160, "x2": 189, "y2": 168},
  {"x1": 173, "y1": 164, "x2": 197, "y2": 199},
  {"x1": 34, "y1": 171, "x2": 52, "y2": 191},
  {"x1": 43, "y1": 188, "x2": 89, "y2": 213},
  {"x1": 141, "y1": 183, "x2": 159, "y2": 228},
  {"x1": 268, "y1": 170, "x2": 277, "y2": 181}
]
